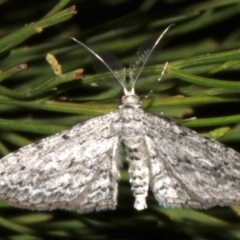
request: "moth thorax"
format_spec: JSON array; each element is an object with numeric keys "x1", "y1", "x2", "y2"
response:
[{"x1": 121, "y1": 94, "x2": 141, "y2": 108}]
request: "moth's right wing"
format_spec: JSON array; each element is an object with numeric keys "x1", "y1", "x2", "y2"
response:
[
  {"x1": 0, "y1": 112, "x2": 121, "y2": 213},
  {"x1": 144, "y1": 112, "x2": 240, "y2": 209}
]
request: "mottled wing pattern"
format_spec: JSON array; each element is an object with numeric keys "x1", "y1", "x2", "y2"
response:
[
  {"x1": 0, "y1": 112, "x2": 120, "y2": 213},
  {"x1": 144, "y1": 112, "x2": 240, "y2": 209}
]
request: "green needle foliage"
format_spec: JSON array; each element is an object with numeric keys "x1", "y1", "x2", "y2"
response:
[{"x1": 1, "y1": 0, "x2": 240, "y2": 239}]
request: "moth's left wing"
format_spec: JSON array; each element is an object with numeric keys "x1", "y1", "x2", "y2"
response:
[{"x1": 0, "y1": 112, "x2": 121, "y2": 213}]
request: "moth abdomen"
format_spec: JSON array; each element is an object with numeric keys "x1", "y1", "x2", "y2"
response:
[{"x1": 124, "y1": 139, "x2": 150, "y2": 210}]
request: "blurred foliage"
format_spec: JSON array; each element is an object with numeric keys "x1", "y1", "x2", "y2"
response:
[{"x1": 0, "y1": 0, "x2": 240, "y2": 239}]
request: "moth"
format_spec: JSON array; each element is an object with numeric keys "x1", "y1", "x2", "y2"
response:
[{"x1": 0, "y1": 25, "x2": 240, "y2": 214}]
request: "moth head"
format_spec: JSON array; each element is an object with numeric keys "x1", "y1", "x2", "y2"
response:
[
  {"x1": 70, "y1": 24, "x2": 172, "y2": 110},
  {"x1": 120, "y1": 88, "x2": 141, "y2": 108}
]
